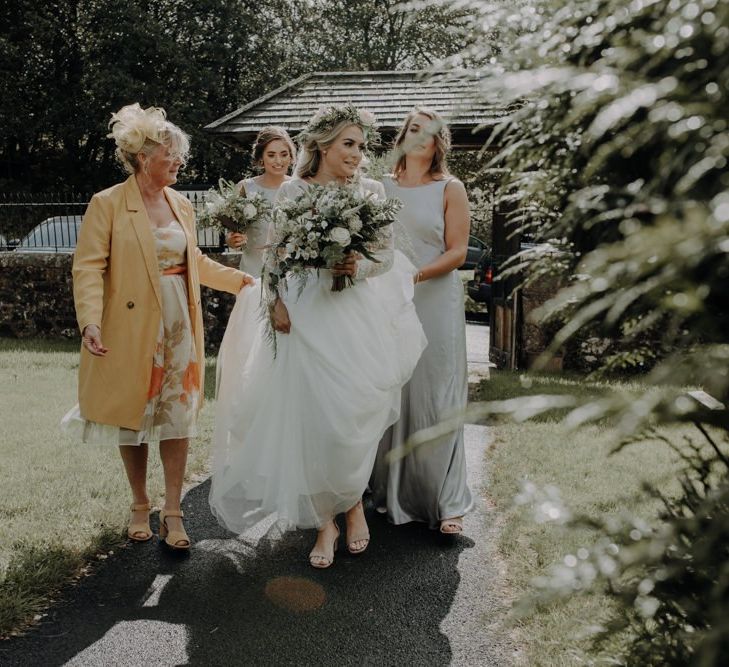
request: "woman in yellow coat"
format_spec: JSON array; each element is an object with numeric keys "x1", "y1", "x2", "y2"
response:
[{"x1": 62, "y1": 104, "x2": 254, "y2": 550}]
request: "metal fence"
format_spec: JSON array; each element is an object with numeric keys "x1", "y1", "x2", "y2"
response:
[{"x1": 0, "y1": 190, "x2": 223, "y2": 252}]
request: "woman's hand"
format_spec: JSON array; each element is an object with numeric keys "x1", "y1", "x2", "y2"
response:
[
  {"x1": 82, "y1": 324, "x2": 108, "y2": 356},
  {"x1": 331, "y1": 252, "x2": 360, "y2": 277},
  {"x1": 270, "y1": 299, "x2": 291, "y2": 334},
  {"x1": 239, "y1": 273, "x2": 256, "y2": 290},
  {"x1": 226, "y1": 232, "x2": 247, "y2": 250}
]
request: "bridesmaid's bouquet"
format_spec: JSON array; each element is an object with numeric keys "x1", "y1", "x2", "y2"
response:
[
  {"x1": 197, "y1": 179, "x2": 272, "y2": 236},
  {"x1": 263, "y1": 182, "x2": 401, "y2": 296}
]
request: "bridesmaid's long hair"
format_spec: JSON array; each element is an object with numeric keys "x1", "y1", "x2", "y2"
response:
[
  {"x1": 251, "y1": 126, "x2": 296, "y2": 172},
  {"x1": 392, "y1": 107, "x2": 451, "y2": 179}
]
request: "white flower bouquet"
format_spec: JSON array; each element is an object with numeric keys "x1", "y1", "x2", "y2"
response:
[
  {"x1": 262, "y1": 181, "x2": 401, "y2": 298},
  {"x1": 197, "y1": 178, "x2": 272, "y2": 236}
]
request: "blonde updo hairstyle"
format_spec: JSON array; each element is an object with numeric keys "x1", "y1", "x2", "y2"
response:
[
  {"x1": 108, "y1": 103, "x2": 190, "y2": 175},
  {"x1": 392, "y1": 107, "x2": 451, "y2": 178},
  {"x1": 251, "y1": 126, "x2": 296, "y2": 172}
]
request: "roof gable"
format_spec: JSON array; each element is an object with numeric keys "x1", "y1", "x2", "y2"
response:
[{"x1": 205, "y1": 70, "x2": 506, "y2": 147}]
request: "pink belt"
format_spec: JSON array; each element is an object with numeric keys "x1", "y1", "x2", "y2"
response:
[{"x1": 162, "y1": 265, "x2": 187, "y2": 276}]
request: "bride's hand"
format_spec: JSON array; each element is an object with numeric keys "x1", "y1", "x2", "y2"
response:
[
  {"x1": 331, "y1": 252, "x2": 360, "y2": 277},
  {"x1": 270, "y1": 299, "x2": 291, "y2": 334},
  {"x1": 226, "y1": 232, "x2": 247, "y2": 249}
]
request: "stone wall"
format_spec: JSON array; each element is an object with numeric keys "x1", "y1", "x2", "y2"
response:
[{"x1": 0, "y1": 252, "x2": 241, "y2": 352}]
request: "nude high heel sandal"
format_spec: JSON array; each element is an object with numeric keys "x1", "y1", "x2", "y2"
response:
[
  {"x1": 128, "y1": 503, "x2": 153, "y2": 542},
  {"x1": 159, "y1": 509, "x2": 191, "y2": 550},
  {"x1": 346, "y1": 501, "x2": 370, "y2": 555},
  {"x1": 309, "y1": 523, "x2": 340, "y2": 569}
]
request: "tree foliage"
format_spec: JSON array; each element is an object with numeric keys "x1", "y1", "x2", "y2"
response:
[
  {"x1": 451, "y1": 0, "x2": 729, "y2": 663},
  {"x1": 0, "y1": 0, "x2": 468, "y2": 192}
]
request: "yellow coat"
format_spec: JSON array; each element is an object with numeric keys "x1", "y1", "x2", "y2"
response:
[{"x1": 72, "y1": 175, "x2": 244, "y2": 430}]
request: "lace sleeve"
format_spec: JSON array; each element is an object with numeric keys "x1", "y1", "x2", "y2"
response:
[
  {"x1": 354, "y1": 225, "x2": 394, "y2": 280},
  {"x1": 354, "y1": 179, "x2": 394, "y2": 280}
]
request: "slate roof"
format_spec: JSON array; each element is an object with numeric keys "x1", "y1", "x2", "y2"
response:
[{"x1": 205, "y1": 71, "x2": 507, "y2": 148}]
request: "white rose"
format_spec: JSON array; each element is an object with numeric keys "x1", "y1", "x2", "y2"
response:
[
  {"x1": 347, "y1": 216, "x2": 363, "y2": 233},
  {"x1": 330, "y1": 227, "x2": 352, "y2": 246},
  {"x1": 243, "y1": 203, "x2": 257, "y2": 219}
]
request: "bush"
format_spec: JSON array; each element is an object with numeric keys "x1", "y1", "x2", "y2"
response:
[{"x1": 445, "y1": 0, "x2": 729, "y2": 662}]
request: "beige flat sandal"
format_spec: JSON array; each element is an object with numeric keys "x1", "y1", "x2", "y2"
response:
[
  {"x1": 159, "y1": 509, "x2": 191, "y2": 550},
  {"x1": 128, "y1": 502, "x2": 153, "y2": 542}
]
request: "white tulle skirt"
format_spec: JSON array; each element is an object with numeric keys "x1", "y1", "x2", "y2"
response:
[{"x1": 209, "y1": 252, "x2": 427, "y2": 532}]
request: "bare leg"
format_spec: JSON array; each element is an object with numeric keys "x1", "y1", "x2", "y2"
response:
[
  {"x1": 344, "y1": 499, "x2": 370, "y2": 554},
  {"x1": 309, "y1": 519, "x2": 340, "y2": 568},
  {"x1": 119, "y1": 442, "x2": 151, "y2": 539},
  {"x1": 159, "y1": 437, "x2": 189, "y2": 536}
]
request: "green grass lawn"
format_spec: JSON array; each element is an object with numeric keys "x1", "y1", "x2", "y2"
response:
[
  {"x1": 0, "y1": 338, "x2": 217, "y2": 636},
  {"x1": 480, "y1": 371, "x2": 698, "y2": 666}
]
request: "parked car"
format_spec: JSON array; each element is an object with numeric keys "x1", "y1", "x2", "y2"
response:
[
  {"x1": 461, "y1": 234, "x2": 488, "y2": 271},
  {"x1": 15, "y1": 216, "x2": 83, "y2": 253},
  {"x1": 467, "y1": 241, "x2": 553, "y2": 309},
  {"x1": 14, "y1": 208, "x2": 222, "y2": 253},
  {"x1": 467, "y1": 252, "x2": 494, "y2": 306}
]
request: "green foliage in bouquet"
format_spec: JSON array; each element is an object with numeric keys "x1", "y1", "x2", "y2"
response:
[
  {"x1": 261, "y1": 182, "x2": 401, "y2": 351},
  {"x1": 197, "y1": 179, "x2": 272, "y2": 236},
  {"x1": 263, "y1": 181, "x2": 400, "y2": 295}
]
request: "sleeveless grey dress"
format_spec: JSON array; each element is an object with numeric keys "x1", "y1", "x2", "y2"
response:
[
  {"x1": 370, "y1": 176, "x2": 473, "y2": 528},
  {"x1": 236, "y1": 177, "x2": 281, "y2": 276}
]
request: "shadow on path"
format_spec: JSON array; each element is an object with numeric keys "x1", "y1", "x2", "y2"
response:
[{"x1": 0, "y1": 480, "x2": 473, "y2": 666}]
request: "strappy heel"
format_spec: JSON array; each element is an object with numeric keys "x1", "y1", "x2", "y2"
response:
[
  {"x1": 309, "y1": 523, "x2": 340, "y2": 569},
  {"x1": 159, "y1": 509, "x2": 191, "y2": 550},
  {"x1": 127, "y1": 502, "x2": 152, "y2": 542},
  {"x1": 346, "y1": 501, "x2": 370, "y2": 554}
]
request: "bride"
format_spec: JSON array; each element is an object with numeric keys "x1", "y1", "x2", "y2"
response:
[{"x1": 209, "y1": 105, "x2": 427, "y2": 568}]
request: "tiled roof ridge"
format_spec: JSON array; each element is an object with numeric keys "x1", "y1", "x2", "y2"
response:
[{"x1": 205, "y1": 70, "x2": 506, "y2": 143}]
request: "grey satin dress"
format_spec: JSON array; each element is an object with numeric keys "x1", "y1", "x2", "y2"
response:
[
  {"x1": 236, "y1": 177, "x2": 280, "y2": 277},
  {"x1": 370, "y1": 176, "x2": 473, "y2": 528}
]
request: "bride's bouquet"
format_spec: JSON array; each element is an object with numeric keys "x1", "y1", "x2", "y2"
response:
[
  {"x1": 197, "y1": 178, "x2": 272, "y2": 236},
  {"x1": 263, "y1": 182, "x2": 401, "y2": 297}
]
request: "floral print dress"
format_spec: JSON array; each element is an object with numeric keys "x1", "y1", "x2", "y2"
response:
[{"x1": 62, "y1": 220, "x2": 199, "y2": 445}]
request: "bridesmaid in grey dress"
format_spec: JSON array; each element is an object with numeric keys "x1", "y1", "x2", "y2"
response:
[
  {"x1": 371, "y1": 108, "x2": 473, "y2": 534},
  {"x1": 226, "y1": 126, "x2": 296, "y2": 275}
]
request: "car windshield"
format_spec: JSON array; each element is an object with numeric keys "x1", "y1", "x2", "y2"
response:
[{"x1": 18, "y1": 217, "x2": 82, "y2": 249}]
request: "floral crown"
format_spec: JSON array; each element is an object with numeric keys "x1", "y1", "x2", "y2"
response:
[{"x1": 300, "y1": 104, "x2": 380, "y2": 146}]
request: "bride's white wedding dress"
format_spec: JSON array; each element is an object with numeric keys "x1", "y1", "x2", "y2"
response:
[{"x1": 209, "y1": 177, "x2": 427, "y2": 531}]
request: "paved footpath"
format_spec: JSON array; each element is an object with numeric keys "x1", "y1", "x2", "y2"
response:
[{"x1": 0, "y1": 323, "x2": 517, "y2": 667}]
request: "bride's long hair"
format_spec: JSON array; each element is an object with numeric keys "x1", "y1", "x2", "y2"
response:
[{"x1": 294, "y1": 119, "x2": 362, "y2": 179}]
